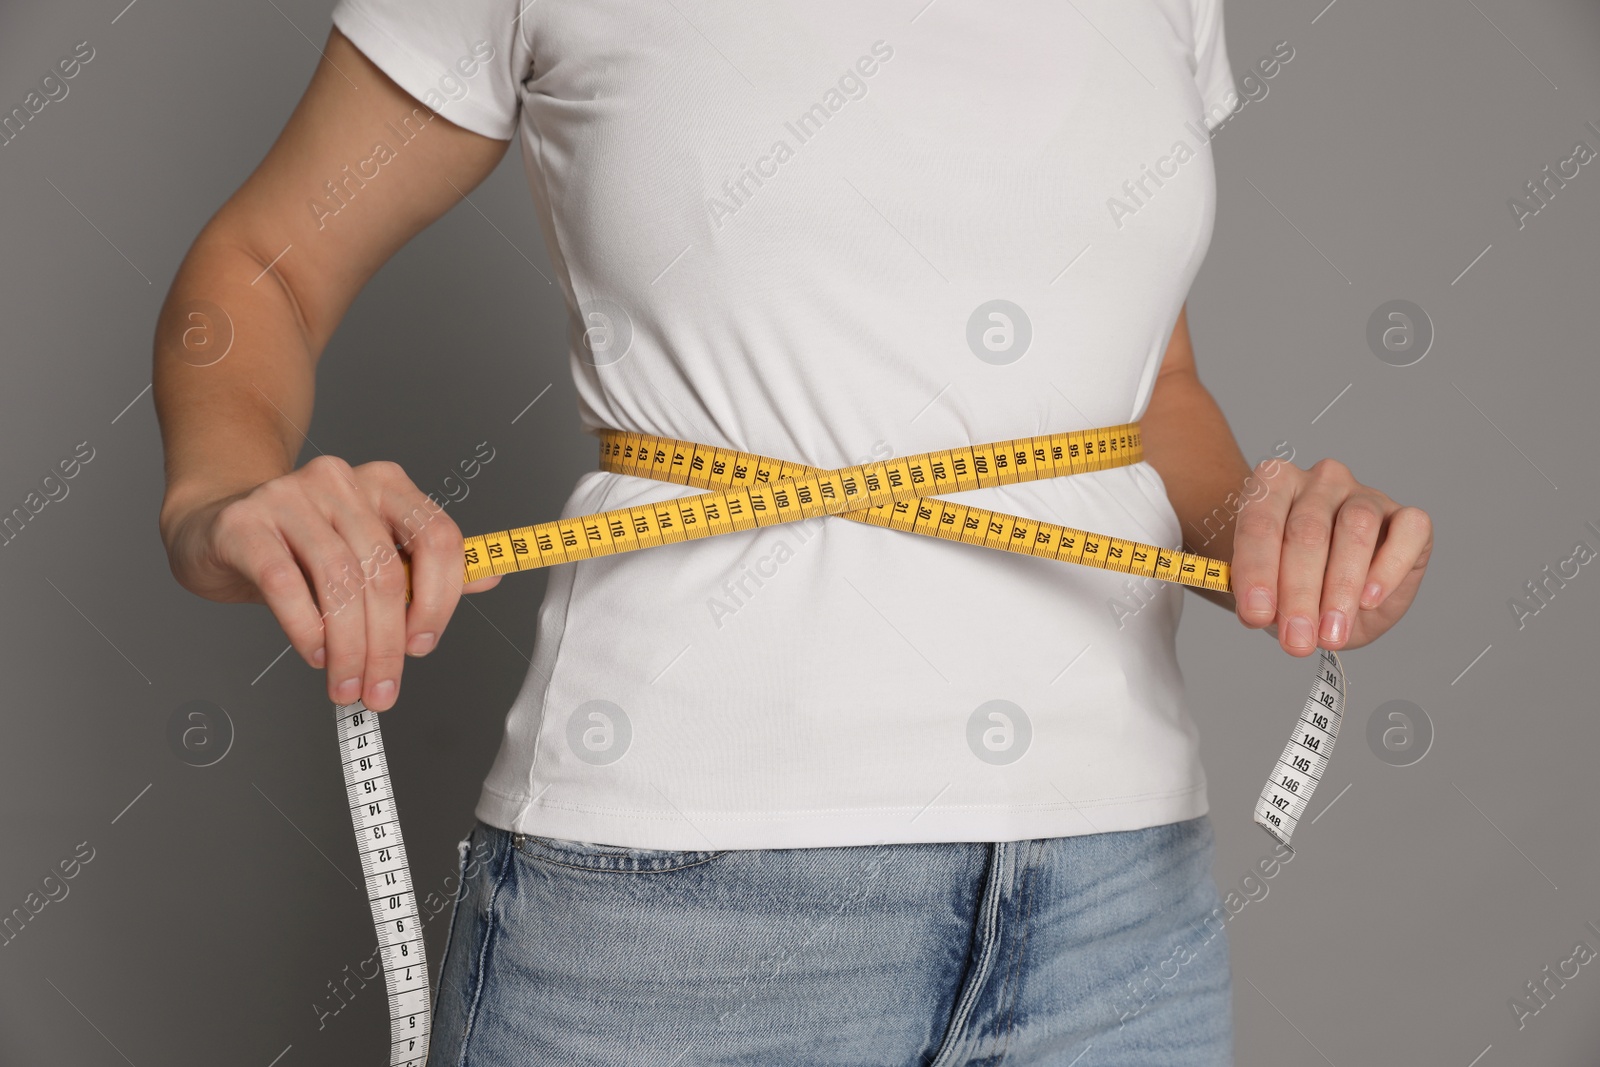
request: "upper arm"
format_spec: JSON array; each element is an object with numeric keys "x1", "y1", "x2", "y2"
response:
[{"x1": 205, "y1": 27, "x2": 511, "y2": 355}]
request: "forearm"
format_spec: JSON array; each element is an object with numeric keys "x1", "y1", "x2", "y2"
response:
[
  {"x1": 1140, "y1": 366, "x2": 1252, "y2": 613},
  {"x1": 154, "y1": 27, "x2": 508, "y2": 552},
  {"x1": 153, "y1": 227, "x2": 317, "y2": 545}
]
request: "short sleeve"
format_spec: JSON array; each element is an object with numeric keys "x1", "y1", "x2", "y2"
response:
[
  {"x1": 331, "y1": 0, "x2": 530, "y2": 140},
  {"x1": 1190, "y1": 0, "x2": 1236, "y2": 132}
]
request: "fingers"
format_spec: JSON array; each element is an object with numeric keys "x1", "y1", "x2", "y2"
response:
[
  {"x1": 1231, "y1": 455, "x2": 1425, "y2": 657},
  {"x1": 343, "y1": 460, "x2": 506, "y2": 709},
  {"x1": 276, "y1": 457, "x2": 376, "y2": 706},
  {"x1": 1359, "y1": 505, "x2": 1434, "y2": 610},
  {"x1": 371, "y1": 466, "x2": 465, "y2": 660},
  {"x1": 326, "y1": 472, "x2": 411, "y2": 713},
  {"x1": 1230, "y1": 458, "x2": 1296, "y2": 632},
  {"x1": 1273, "y1": 461, "x2": 1360, "y2": 656},
  {"x1": 1315, "y1": 487, "x2": 1392, "y2": 649},
  {"x1": 199, "y1": 455, "x2": 503, "y2": 711},
  {"x1": 213, "y1": 501, "x2": 327, "y2": 668}
]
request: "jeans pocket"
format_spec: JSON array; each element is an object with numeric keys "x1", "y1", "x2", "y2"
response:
[{"x1": 512, "y1": 831, "x2": 727, "y2": 873}]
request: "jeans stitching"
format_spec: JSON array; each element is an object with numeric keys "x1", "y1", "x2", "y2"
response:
[
  {"x1": 995, "y1": 838, "x2": 1042, "y2": 1064},
  {"x1": 429, "y1": 830, "x2": 475, "y2": 1048},
  {"x1": 928, "y1": 843, "x2": 1007, "y2": 1067},
  {"x1": 513, "y1": 836, "x2": 726, "y2": 873},
  {"x1": 519, "y1": 852, "x2": 726, "y2": 874},
  {"x1": 986, "y1": 842, "x2": 1025, "y2": 1064},
  {"x1": 455, "y1": 831, "x2": 515, "y2": 1066}
]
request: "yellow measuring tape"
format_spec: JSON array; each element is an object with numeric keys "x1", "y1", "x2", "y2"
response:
[
  {"x1": 350, "y1": 421, "x2": 1324, "y2": 1066},
  {"x1": 438, "y1": 421, "x2": 1231, "y2": 592},
  {"x1": 432, "y1": 417, "x2": 1344, "y2": 849}
]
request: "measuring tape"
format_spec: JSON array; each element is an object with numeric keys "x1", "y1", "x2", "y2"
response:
[
  {"x1": 454, "y1": 422, "x2": 1232, "y2": 589},
  {"x1": 1253, "y1": 646, "x2": 1346, "y2": 848},
  {"x1": 334, "y1": 702, "x2": 430, "y2": 1066},
  {"x1": 341, "y1": 420, "x2": 1342, "y2": 1062}
]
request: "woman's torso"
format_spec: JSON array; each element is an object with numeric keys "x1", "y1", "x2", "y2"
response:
[{"x1": 332, "y1": 0, "x2": 1234, "y2": 849}]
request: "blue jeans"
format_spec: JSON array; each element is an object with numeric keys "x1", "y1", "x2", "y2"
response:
[{"x1": 427, "y1": 816, "x2": 1232, "y2": 1066}]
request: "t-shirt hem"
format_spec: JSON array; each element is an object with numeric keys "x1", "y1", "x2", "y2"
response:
[{"x1": 474, "y1": 781, "x2": 1209, "y2": 851}]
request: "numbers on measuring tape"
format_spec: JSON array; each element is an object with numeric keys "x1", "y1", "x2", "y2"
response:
[
  {"x1": 335, "y1": 702, "x2": 431, "y2": 1066},
  {"x1": 1254, "y1": 648, "x2": 1346, "y2": 849},
  {"x1": 351, "y1": 420, "x2": 1346, "y2": 1062},
  {"x1": 417, "y1": 423, "x2": 1236, "y2": 598}
]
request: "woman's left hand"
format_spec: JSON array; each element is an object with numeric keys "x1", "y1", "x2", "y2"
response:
[{"x1": 1231, "y1": 457, "x2": 1433, "y2": 656}]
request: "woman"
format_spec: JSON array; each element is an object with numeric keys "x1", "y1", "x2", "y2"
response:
[{"x1": 153, "y1": 2, "x2": 1431, "y2": 1063}]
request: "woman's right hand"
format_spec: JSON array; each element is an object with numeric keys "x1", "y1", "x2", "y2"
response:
[
  {"x1": 151, "y1": 26, "x2": 513, "y2": 709},
  {"x1": 161, "y1": 455, "x2": 501, "y2": 711}
]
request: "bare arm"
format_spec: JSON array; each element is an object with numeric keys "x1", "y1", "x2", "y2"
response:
[
  {"x1": 1140, "y1": 306, "x2": 1252, "y2": 613},
  {"x1": 154, "y1": 27, "x2": 511, "y2": 710},
  {"x1": 1142, "y1": 305, "x2": 1433, "y2": 656}
]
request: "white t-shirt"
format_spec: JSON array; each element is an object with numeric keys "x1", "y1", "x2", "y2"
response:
[{"x1": 331, "y1": 0, "x2": 1239, "y2": 850}]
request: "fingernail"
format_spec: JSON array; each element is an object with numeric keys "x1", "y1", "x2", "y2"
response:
[
  {"x1": 1286, "y1": 615, "x2": 1315, "y2": 650},
  {"x1": 334, "y1": 677, "x2": 361, "y2": 704},
  {"x1": 1361, "y1": 581, "x2": 1383, "y2": 608},
  {"x1": 407, "y1": 632, "x2": 436, "y2": 657},
  {"x1": 371, "y1": 679, "x2": 396, "y2": 707},
  {"x1": 1320, "y1": 609, "x2": 1347, "y2": 645},
  {"x1": 311, "y1": 646, "x2": 325, "y2": 668},
  {"x1": 1245, "y1": 587, "x2": 1273, "y2": 617}
]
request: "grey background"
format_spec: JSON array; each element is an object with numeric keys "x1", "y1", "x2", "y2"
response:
[{"x1": 1, "y1": 0, "x2": 1596, "y2": 1064}]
